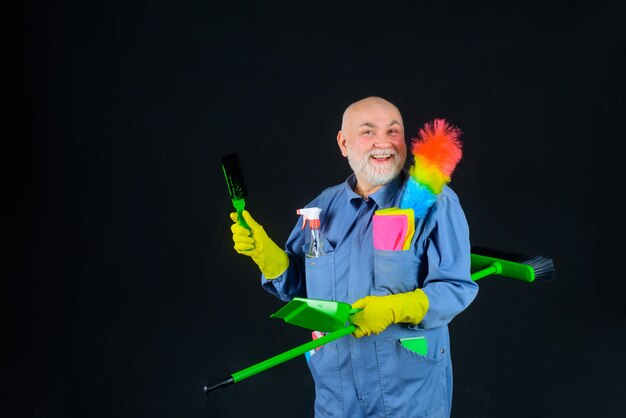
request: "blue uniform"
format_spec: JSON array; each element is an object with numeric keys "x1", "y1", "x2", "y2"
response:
[{"x1": 262, "y1": 171, "x2": 478, "y2": 418}]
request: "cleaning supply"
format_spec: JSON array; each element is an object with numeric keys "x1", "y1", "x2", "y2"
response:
[
  {"x1": 209, "y1": 122, "x2": 554, "y2": 393},
  {"x1": 269, "y1": 297, "x2": 361, "y2": 332},
  {"x1": 221, "y1": 153, "x2": 250, "y2": 231},
  {"x1": 305, "y1": 331, "x2": 325, "y2": 362},
  {"x1": 372, "y1": 207, "x2": 415, "y2": 251},
  {"x1": 204, "y1": 323, "x2": 355, "y2": 394},
  {"x1": 350, "y1": 289, "x2": 430, "y2": 338},
  {"x1": 204, "y1": 247, "x2": 555, "y2": 394},
  {"x1": 470, "y1": 246, "x2": 555, "y2": 282},
  {"x1": 204, "y1": 298, "x2": 360, "y2": 394},
  {"x1": 297, "y1": 207, "x2": 326, "y2": 258},
  {"x1": 399, "y1": 336, "x2": 428, "y2": 356},
  {"x1": 400, "y1": 119, "x2": 463, "y2": 218},
  {"x1": 230, "y1": 210, "x2": 289, "y2": 279}
]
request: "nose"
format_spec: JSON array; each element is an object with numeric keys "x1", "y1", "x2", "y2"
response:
[{"x1": 373, "y1": 135, "x2": 392, "y2": 148}]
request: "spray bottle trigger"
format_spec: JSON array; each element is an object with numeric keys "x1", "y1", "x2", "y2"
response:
[
  {"x1": 297, "y1": 208, "x2": 307, "y2": 230},
  {"x1": 297, "y1": 207, "x2": 321, "y2": 230}
]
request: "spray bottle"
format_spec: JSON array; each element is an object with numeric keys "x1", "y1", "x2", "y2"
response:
[{"x1": 297, "y1": 207, "x2": 326, "y2": 258}]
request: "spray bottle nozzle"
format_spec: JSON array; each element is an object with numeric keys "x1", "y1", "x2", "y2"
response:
[{"x1": 296, "y1": 207, "x2": 322, "y2": 230}]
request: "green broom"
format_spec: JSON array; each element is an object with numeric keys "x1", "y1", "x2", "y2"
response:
[
  {"x1": 204, "y1": 247, "x2": 555, "y2": 393},
  {"x1": 470, "y1": 246, "x2": 555, "y2": 282}
]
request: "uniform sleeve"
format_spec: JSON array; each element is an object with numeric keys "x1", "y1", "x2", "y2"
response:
[
  {"x1": 419, "y1": 190, "x2": 479, "y2": 329},
  {"x1": 261, "y1": 219, "x2": 307, "y2": 302}
]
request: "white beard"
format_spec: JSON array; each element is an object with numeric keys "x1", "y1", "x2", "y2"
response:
[{"x1": 346, "y1": 147, "x2": 403, "y2": 187}]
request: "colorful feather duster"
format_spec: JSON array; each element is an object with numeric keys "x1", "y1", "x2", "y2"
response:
[{"x1": 399, "y1": 118, "x2": 463, "y2": 218}]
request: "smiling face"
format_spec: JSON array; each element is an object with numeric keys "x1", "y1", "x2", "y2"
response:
[{"x1": 337, "y1": 97, "x2": 407, "y2": 197}]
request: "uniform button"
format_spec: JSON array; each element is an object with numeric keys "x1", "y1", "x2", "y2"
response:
[{"x1": 440, "y1": 348, "x2": 446, "y2": 354}]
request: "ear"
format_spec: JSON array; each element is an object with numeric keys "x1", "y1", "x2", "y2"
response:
[{"x1": 337, "y1": 130, "x2": 348, "y2": 157}]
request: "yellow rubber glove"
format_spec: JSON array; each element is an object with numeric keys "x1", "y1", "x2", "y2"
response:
[
  {"x1": 230, "y1": 210, "x2": 289, "y2": 279},
  {"x1": 350, "y1": 289, "x2": 429, "y2": 338}
]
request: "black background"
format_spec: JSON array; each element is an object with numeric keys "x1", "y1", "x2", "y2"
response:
[{"x1": 3, "y1": 1, "x2": 626, "y2": 417}]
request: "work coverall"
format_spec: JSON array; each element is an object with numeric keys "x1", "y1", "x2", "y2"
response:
[{"x1": 262, "y1": 172, "x2": 478, "y2": 418}]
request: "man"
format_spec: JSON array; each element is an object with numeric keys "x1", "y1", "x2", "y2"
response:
[{"x1": 230, "y1": 96, "x2": 478, "y2": 417}]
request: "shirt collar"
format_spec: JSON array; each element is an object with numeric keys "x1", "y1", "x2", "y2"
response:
[{"x1": 343, "y1": 171, "x2": 406, "y2": 208}]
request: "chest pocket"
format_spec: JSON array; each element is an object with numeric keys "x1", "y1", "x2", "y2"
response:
[
  {"x1": 303, "y1": 239, "x2": 336, "y2": 301},
  {"x1": 373, "y1": 249, "x2": 419, "y2": 295}
]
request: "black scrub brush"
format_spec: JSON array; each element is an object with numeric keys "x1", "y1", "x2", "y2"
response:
[{"x1": 221, "y1": 153, "x2": 250, "y2": 231}]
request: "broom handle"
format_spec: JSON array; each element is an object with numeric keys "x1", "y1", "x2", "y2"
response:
[
  {"x1": 471, "y1": 262, "x2": 503, "y2": 281},
  {"x1": 205, "y1": 325, "x2": 355, "y2": 393},
  {"x1": 233, "y1": 325, "x2": 355, "y2": 382}
]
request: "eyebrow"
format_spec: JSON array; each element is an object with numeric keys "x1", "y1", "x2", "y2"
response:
[{"x1": 358, "y1": 120, "x2": 402, "y2": 128}]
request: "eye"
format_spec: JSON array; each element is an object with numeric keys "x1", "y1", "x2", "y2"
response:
[
  {"x1": 361, "y1": 130, "x2": 374, "y2": 135},
  {"x1": 388, "y1": 129, "x2": 399, "y2": 135}
]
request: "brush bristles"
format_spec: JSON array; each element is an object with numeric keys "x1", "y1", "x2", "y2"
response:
[
  {"x1": 221, "y1": 153, "x2": 248, "y2": 200},
  {"x1": 523, "y1": 256, "x2": 556, "y2": 281},
  {"x1": 472, "y1": 246, "x2": 556, "y2": 281}
]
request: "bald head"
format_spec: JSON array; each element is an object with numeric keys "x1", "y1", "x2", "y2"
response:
[
  {"x1": 341, "y1": 96, "x2": 403, "y2": 131},
  {"x1": 337, "y1": 96, "x2": 407, "y2": 197}
]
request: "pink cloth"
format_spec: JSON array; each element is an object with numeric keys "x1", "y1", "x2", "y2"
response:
[{"x1": 373, "y1": 214, "x2": 409, "y2": 251}]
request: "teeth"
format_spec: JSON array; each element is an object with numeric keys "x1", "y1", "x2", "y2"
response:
[{"x1": 369, "y1": 150, "x2": 394, "y2": 159}]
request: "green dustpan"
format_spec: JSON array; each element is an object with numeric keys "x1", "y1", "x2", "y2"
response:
[{"x1": 270, "y1": 297, "x2": 360, "y2": 332}]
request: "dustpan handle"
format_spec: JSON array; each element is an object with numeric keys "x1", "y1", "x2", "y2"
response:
[{"x1": 349, "y1": 308, "x2": 363, "y2": 315}]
